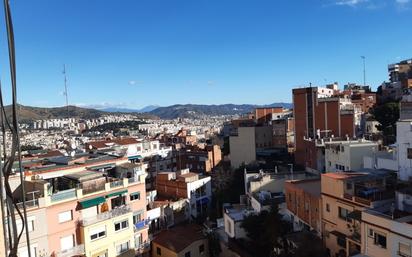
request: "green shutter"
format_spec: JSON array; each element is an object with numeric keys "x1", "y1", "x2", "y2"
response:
[
  {"x1": 79, "y1": 196, "x2": 106, "y2": 209},
  {"x1": 106, "y1": 189, "x2": 128, "y2": 198}
]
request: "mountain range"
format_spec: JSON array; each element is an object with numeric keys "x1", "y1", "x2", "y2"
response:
[
  {"x1": 148, "y1": 103, "x2": 293, "y2": 119},
  {"x1": 4, "y1": 103, "x2": 292, "y2": 122}
]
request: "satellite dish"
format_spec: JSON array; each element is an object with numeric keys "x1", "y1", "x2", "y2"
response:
[
  {"x1": 71, "y1": 143, "x2": 76, "y2": 150},
  {"x1": 70, "y1": 151, "x2": 75, "y2": 157},
  {"x1": 89, "y1": 145, "x2": 93, "y2": 150}
]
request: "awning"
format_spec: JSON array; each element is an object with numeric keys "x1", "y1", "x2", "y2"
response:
[
  {"x1": 79, "y1": 196, "x2": 106, "y2": 209},
  {"x1": 128, "y1": 155, "x2": 143, "y2": 160},
  {"x1": 348, "y1": 210, "x2": 362, "y2": 221},
  {"x1": 87, "y1": 163, "x2": 116, "y2": 170},
  {"x1": 106, "y1": 189, "x2": 128, "y2": 198}
]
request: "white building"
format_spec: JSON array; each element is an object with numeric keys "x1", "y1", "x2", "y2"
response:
[
  {"x1": 397, "y1": 120, "x2": 412, "y2": 181},
  {"x1": 324, "y1": 139, "x2": 378, "y2": 172}
]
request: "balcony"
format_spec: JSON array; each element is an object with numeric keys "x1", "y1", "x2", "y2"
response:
[
  {"x1": 80, "y1": 204, "x2": 132, "y2": 226},
  {"x1": 16, "y1": 199, "x2": 39, "y2": 210},
  {"x1": 51, "y1": 188, "x2": 77, "y2": 202},
  {"x1": 134, "y1": 220, "x2": 149, "y2": 232},
  {"x1": 110, "y1": 179, "x2": 124, "y2": 189},
  {"x1": 56, "y1": 244, "x2": 85, "y2": 257},
  {"x1": 128, "y1": 176, "x2": 140, "y2": 184}
]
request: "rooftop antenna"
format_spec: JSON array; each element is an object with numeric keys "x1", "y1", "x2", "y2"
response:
[
  {"x1": 361, "y1": 56, "x2": 366, "y2": 87},
  {"x1": 63, "y1": 64, "x2": 69, "y2": 118}
]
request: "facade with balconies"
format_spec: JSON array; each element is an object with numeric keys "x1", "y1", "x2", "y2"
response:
[
  {"x1": 10, "y1": 154, "x2": 150, "y2": 257},
  {"x1": 321, "y1": 171, "x2": 396, "y2": 257}
]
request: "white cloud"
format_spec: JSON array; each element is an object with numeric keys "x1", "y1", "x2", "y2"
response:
[
  {"x1": 128, "y1": 80, "x2": 143, "y2": 86},
  {"x1": 334, "y1": 0, "x2": 368, "y2": 6},
  {"x1": 396, "y1": 0, "x2": 410, "y2": 4}
]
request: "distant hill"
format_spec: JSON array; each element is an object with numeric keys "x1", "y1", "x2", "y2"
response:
[
  {"x1": 4, "y1": 105, "x2": 155, "y2": 123},
  {"x1": 149, "y1": 103, "x2": 292, "y2": 119},
  {"x1": 101, "y1": 105, "x2": 160, "y2": 113}
]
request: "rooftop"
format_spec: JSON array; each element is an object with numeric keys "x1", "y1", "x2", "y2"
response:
[{"x1": 152, "y1": 224, "x2": 206, "y2": 253}]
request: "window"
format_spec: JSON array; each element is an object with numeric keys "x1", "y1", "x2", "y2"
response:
[
  {"x1": 199, "y1": 244, "x2": 205, "y2": 254},
  {"x1": 374, "y1": 232, "x2": 387, "y2": 249},
  {"x1": 408, "y1": 148, "x2": 412, "y2": 159},
  {"x1": 399, "y1": 242, "x2": 411, "y2": 257},
  {"x1": 346, "y1": 183, "x2": 352, "y2": 190},
  {"x1": 337, "y1": 236, "x2": 346, "y2": 248},
  {"x1": 156, "y1": 247, "x2": 161, "y2": 256},
  {"x1": 368, "y1": 228, "x2": 374, "y2": 238},
  {"x1": 338, "y1": 207, "x2": 351, "y2": 221},
  {"x1": 133, "y1": 213, "x2": 142, "y2": 224},
  {"x1": 185, "y1": 252, "x2": 191, "y2": 257},
  {"x1": 60, "y1": 234, "x2": 74, "y2": 251},
  {"x1": 116, "y1": 241, "x2": 129, "y2": 255},
  {"x1": 58, "y1": 210, "x2": 73, "y2": 223},
  {"x1": 130, "y1": 192, "x2": 141, "y2": 201},
  {"x1": 326, "y1": 203, "x2": 330, "y2": 212},
  {"x1": 17, "y1": 217, "x2": 35, "y2": 232},
  {"x1": 114, "y1": 219, "x2": 129, "y2": 231},
  {"x1": 90, "y1": 226, "x2": 106, "y2": 241}
]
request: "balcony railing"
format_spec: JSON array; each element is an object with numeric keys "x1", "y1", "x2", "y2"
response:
[
  {"x1": 110, "y1": 180, "x2": 124, "y2": 188},
  {"x1": 57, "y1": 244, "x2": 85, "y2": 257},
  {"x1": 16, "y1": 199, "x2": 39, "y2": 210},
  {"x1": 134, "y1": 220, "x2": 149, "y2": 232},
  {"x1": 51, "y1": 189, "x2": 77, "y2": 202},
  {"x1": 81, "y1": 205, "x2": 131, "y2": 226},
  {"x1": 128, "y1": 177, "x2": 140, "y2": 184}
]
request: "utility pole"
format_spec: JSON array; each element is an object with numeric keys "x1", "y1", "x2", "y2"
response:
[
  {"x1": 63, "y1": 64, "x2": 69, "y2": 118},
  {"x1": 361, "y1": 56, "x2": 366, "y2": 87}
]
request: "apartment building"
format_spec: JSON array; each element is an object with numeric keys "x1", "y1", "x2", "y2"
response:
[
  {"x1": 285, "y1": 179, "x2": 322, "y2": 234},
  {"x1": 229, "y1": 126, "x2": 273, "y2": 168},
  {"x1": 272, "y1": 118, "x2": 295, "y2": 152},
  {"x1": 293, "y1": 85, "x2": 360, "y2": 169},
  {"x1": 173, "y1": 144, "x2": 222, "y2": 173},
  {"x1": 321, "y1": 171, "x2": 395, "y2": 257},
  {"x1": 325, "y1": 140, "x2": 378, "y2": 172},
  {"x1": 8, "y1": 152, "x2": 150, "y2": 257},
  {"x1": 254, "y1": 107, "x2": 286, "y2": 125},
  {"x1": 155, "y1": 169, "x2": 211, "y2": 219},
  {"x1": 151, "y1": 224, "x2": 208, "y2": 257}
]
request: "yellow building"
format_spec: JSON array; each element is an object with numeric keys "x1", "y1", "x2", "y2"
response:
[
  {"x1": 321, "y1": 172, "x2": 395, "y2": 257},
  {"x1": 151, "y1": 224, "x2": 209, "y2": 257}
]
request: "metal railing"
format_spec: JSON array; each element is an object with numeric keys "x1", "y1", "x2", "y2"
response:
[
  {"x1": 16, "y1": 199, "x2": 39, "y2": 210},
  {"x1": 110, "y1": 180, "x2": 124, "y2": 188},
  {"x1": 51, "y1": 188, "x2": 77, "y2": 202},
  {"x1": 80, "y1": 204, "x2": 131, "y2": 226},
  {"x1": 128, "y1": 177, "x2": 140, "y2": 184},
  {"x1": 57, "y1": 244, "x2": 85, "y2": 257}
]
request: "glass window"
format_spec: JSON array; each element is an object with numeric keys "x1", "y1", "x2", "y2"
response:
[
  {"x1": 399, "y1": 242, "x2": 411, "y2": 257},
  {"x1": 114, "y1": 219, "x2": 129, "y2": 231},
  {"x1": 156, "y1": 247, "x2": 161, "y2": 256},
  {"x1": 58, "y1": 210, "x2": 73, "y2": 223},
  {"x1": 326, "y1": 203, "x2": 330, "y2": 212},
  {"x1": 185, "y1": 252, "x2": 191, "y2": 257},
  {"x1": 199, "y1": 244, "x2": 205, "y2": 254},
  {"x1": 116, "y1": 241, "x2": 129, "y2": 255},
  {"x1": 338, "y1": 207, "x2": 351, "y2": 221},
  {"x1": 374, "y1": 233, "x2": 387, "y2": 249},
  {"x1": 130, "y1": 192, "x2": 141, "y2": 201}
]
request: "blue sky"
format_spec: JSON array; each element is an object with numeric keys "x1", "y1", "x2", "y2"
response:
[{"x1": 0, "y1": 0, "x2": 411, "y2": 109}]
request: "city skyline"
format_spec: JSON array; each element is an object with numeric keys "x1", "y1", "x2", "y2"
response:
[{"x1": 0, "y1": 0, "x2": 411, "y2": 109}]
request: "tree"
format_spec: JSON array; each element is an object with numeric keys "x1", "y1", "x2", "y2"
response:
[
  {"x1": 241, "y1": 203, "x2": 291, "y2": 257},
  {"x1": 207, "y1": 231, "x2": 222, "y2": 257},
  {"x1": 370, "y1": 101, "x2": 399, "y2": 144}
]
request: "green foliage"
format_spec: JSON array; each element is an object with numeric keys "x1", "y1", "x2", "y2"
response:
[
  {"x1": 370, "y1": 101, "x2": 399, "y2": 144},
  {"x1": 84, "y1": 120, "x2": 147, "y2": 134},
  {"x1": 241, "y1": 203, "x2": 291, "y2": 257},
  {"x1": 207, "y1": 231, "x2": 222, "y2": 257}
]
